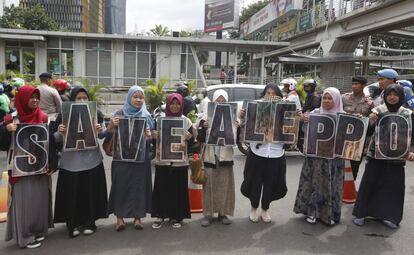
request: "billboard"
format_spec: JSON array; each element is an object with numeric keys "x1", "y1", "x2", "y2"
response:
[
  {"x1": 240, "y1": 0, "x2": 303, "y2": 38},
  {"x1": 204, "y1": 0, "x2": 240, "y2": 32}
]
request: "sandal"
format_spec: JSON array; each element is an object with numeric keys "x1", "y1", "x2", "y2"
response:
[
  {"x1": 134, "y1": 219, "x2": 144, "y2": 230},
  {"x1": 116, "y1": 218, "x2": 126, "y2": 232}
]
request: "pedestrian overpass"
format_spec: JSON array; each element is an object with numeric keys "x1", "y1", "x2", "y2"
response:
[{"x1": 256, "y1": 0, "x2": 414, "y2": 89}]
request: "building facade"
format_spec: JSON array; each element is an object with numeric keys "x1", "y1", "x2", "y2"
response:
[
  {"x1": 105, "y1": 0, "x2": 126, "y2": 34},
  {"x1": 20, "y1": 0, "x2": 105, "y2": 33},
  {"x1": 0, "y1": 28, "x2": 284, "y2": 87}
]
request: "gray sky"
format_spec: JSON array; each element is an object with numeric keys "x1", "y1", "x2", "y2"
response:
[
  {"x1": 127, "y1": 0, "x2": 257, "y2": 34},
  {"x1": 4, "y1": 0, "x2": 257, "y2": 34}
]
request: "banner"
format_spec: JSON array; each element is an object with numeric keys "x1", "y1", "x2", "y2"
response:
[
  {"x1": 113, "y1": 117, "x2": 147, "y2": 162},
  {"x1": 206, "y1": 102, "x2": 238, "y2": 146},
  {"x1": 335, "y1": 113, "x2": 368, "y2": 161},
  {"x1": 62, "y1": 102, "x2": 97, "y2": 151},
  {"x1": 157, "y1": 117, "x2": 188, "y2": 162},
  {"x1": 272, "y1": 18, "x2": 297, "y2": 41},
  {"x1": 272, "y1": 102, "x2": 300, "y2": 144},
  {"x1": 304, "y1": 114, "x2": 336, "y2": 159},
  {"x1": 204, "y1": 0, "x2": 239, "y2": 32},
  {"x1": 12, "y1": 124, "x2": 49, "y2": 177},
  {"x1": 375, "y1": 113, "x2": 412, "y2": 159},
  {"x1": 240, "y1": 0, "x2": 303, "y2": 38}
]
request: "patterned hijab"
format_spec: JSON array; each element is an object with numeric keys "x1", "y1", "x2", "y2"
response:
[
  {"x1": 165, "y1": 93, "x2": 183, "y2": 117},
  {"x1": 320, "y1": 87, "x2": 344, "y2": 114},
  {"x1": 123, "y1": 85, "x2": 154, "y2": 129}
]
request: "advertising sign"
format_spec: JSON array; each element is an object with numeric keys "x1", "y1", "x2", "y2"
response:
[{"x1": 204, "y1": 0, "x2": 239, "y2": 32}]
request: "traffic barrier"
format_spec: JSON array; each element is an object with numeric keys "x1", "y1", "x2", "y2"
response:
[
  {"x1": 188, "y1": 175, "x2": 203, "y2": 213},
  {"x1": 342, "y1": 160, "x2": 357, "y2": 204},
  {"x1": 0, "y1": 171, "x2": 9, "y2": 222}
]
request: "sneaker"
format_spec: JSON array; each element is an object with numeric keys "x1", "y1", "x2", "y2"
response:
[
  {"x1": 26, "y1": 241, "x2": 41, "y2": 249},
  {"x1": 218, "y1": 215, "x2": 232, "y2": 225},
  {"x1": 171, "y1": 220, "x2": 182, "y2": 229},
  {"x1": 152, "y1": 218, "x2": 164, "y2": 229},
  {"x1": 306, "y1": 216, "x2": 316, "y2": 224},
  {"x1": 201, "y1": 216, "x2": 213, "y2": 227},
  {"x1": 261, "y1": 210, "x2": 271, "y2": 223},
  {"x1": 249, "y1": 208, "x2": 259, "y2": 223},
  {"x1": 353, "y1": 218, "x2": 365, "y2": 226},
  {"x1": 35, "y1": 236, "x2": 45, "y2": 242},
  {"x1": 71, "y1": 228, "x2": 80, "y2": 238},
  {"x1": 382, "y1": 220, "x2": 398, "y2": 229},
  {"x1": 82, "y1": 229, "x2": 95, "y2": 235}
]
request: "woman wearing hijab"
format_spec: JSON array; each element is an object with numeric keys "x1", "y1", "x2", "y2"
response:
[
  {"x1": 197, "y1": 89, "x2": 235, "y2": 227},
  {"x1": 293, "y1": 87, "x2": 345, "y2": 226},
  {"x1": 107, "y1": 85, "x2": 153, "y2": 231},
  {"x1": 52, "y1": 86, "x2": 108, "y2": 238},
  {"x1": 151, "y1": 93, "x2": 194, "y2": 229},
  {"x1": 353, "y1": 84, "x2": 414, "y2": 229},
  {"x1": 241, "y1": 84, "x2": 287, "y2": 223},
  {"x1": 1, "y1": 85, "x2": 52, "y2": 249}
]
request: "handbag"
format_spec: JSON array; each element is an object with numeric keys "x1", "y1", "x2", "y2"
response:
[
  {"x1": 189, "y1": 145, "x2": 207, "y2": 185},
  {"x1": 102, "y1": 137, "x2": 113, "y2": 157}
]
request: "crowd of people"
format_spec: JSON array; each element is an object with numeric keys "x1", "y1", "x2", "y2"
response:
[{"x1": 0, "y1": 68, "x2": 413, "y2": 249}]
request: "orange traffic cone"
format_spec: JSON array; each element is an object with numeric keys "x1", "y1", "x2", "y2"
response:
[
  {"x1": 188, "y1": 174, "x2": 203, "y2": 213},
  {"x1": 342, "y1": 160, "x2": 357, "y2": 204},
  {"x1": 0, "y1": 171, "x2": 9, "y2": 222}
]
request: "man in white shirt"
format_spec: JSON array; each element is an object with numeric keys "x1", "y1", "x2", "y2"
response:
[{"x1": 37, "y1": 72, "x2": 62, "y2": 122}]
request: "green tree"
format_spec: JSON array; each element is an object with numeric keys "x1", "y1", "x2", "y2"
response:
[
  {"x1": 148, "y1": 24, "x2": 170, "y2": 36},
  {"x1": 144, "y1": 78, "x2": 168, "y2": 112},
  {"x1": 371, "y1": 34, "x2": 414, "y2": 54},
  {"x1": 239, "y1": 0, "x2": 271, "y2": 24},
  {"x1": 0, "y1": 4, "x2": 58, "y2": 31}
]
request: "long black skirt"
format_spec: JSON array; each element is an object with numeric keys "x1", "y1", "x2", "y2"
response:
[
  {"x1": 54, "y1": 162, "x2": 108, "y2": 229},
  {"x1": 241, "y1": 151, "x2": 287, "y2": 210},
  {"x1": 353, "y1": 157, "x2": 405, "y2": 224},
  {"x1": 151, "y1": 165, "x2": 191, "y2": 221}
]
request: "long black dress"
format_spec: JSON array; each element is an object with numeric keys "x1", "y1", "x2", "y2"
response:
[
  {"x1": 353, "y1": 108, "x2": 414, "y2": 225},
  {"x1": 52, "y1": 112, "x2": 108, "y2": 234}
]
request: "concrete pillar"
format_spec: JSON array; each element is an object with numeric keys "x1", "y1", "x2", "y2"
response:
[
  {"x1": 73, "y1": 39, "x2": 85, "y2": 79},
  {"x1": 0, "y1": 41, "x2": 5, "y2": 74},
  {"x1": 319, "y1": 37, "x2": 359, "y2": 89},
  {"x1": 113, "y1": 39, "x2": 124, "y2": 87},
  {"x1": 35, "y1": 41, "x2": 47, "y2": 78}
]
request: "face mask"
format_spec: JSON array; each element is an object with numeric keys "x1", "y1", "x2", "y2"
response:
[{"x1": 197, "y1": 93, "x2": 204, "y2": 100}]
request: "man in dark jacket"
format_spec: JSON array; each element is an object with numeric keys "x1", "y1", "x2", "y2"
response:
[
  {"x1": 301, "y1": 79, "x2": 321, "y2": 113},
  {"x1": 176, "y1": 84, "x2": 197, "y2": 116}
]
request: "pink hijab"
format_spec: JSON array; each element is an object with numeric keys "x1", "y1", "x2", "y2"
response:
[{"x1": 320, "y1": 87, "x2": 344, "y2": 114}]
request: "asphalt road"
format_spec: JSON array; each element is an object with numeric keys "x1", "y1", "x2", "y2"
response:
[{"x1": 1, "y1": 149, "x2": 414, "y2": 255}]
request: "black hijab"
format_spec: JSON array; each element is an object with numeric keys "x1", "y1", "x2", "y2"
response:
[
  {"x1": 384, "y1": 84, "x2": 405, "y2": 112},
  {"x1": 67, "y1": 86, "x2": 103, "y2": 123},
  {"x1": 69, "y1": 86, "x2": 89, "y2": 101}
]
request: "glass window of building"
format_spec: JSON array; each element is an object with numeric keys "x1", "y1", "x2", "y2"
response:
[
  {"x1": 85, "y1": 40, "x2": 112, "y2": 85},
  {"x1": 5, "y1": 41, "x2": 36, "y2": 79},
  {"x1": 123, "y1": 41, "x2": 157, "y2": 86},
  {"x1": 47, "y1": 38, "x2": 74, "y2": 78}
]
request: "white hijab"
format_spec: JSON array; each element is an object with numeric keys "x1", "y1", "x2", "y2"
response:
[{"x1": 320, "y1": 87, "x2": 344, "y2": 114}]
